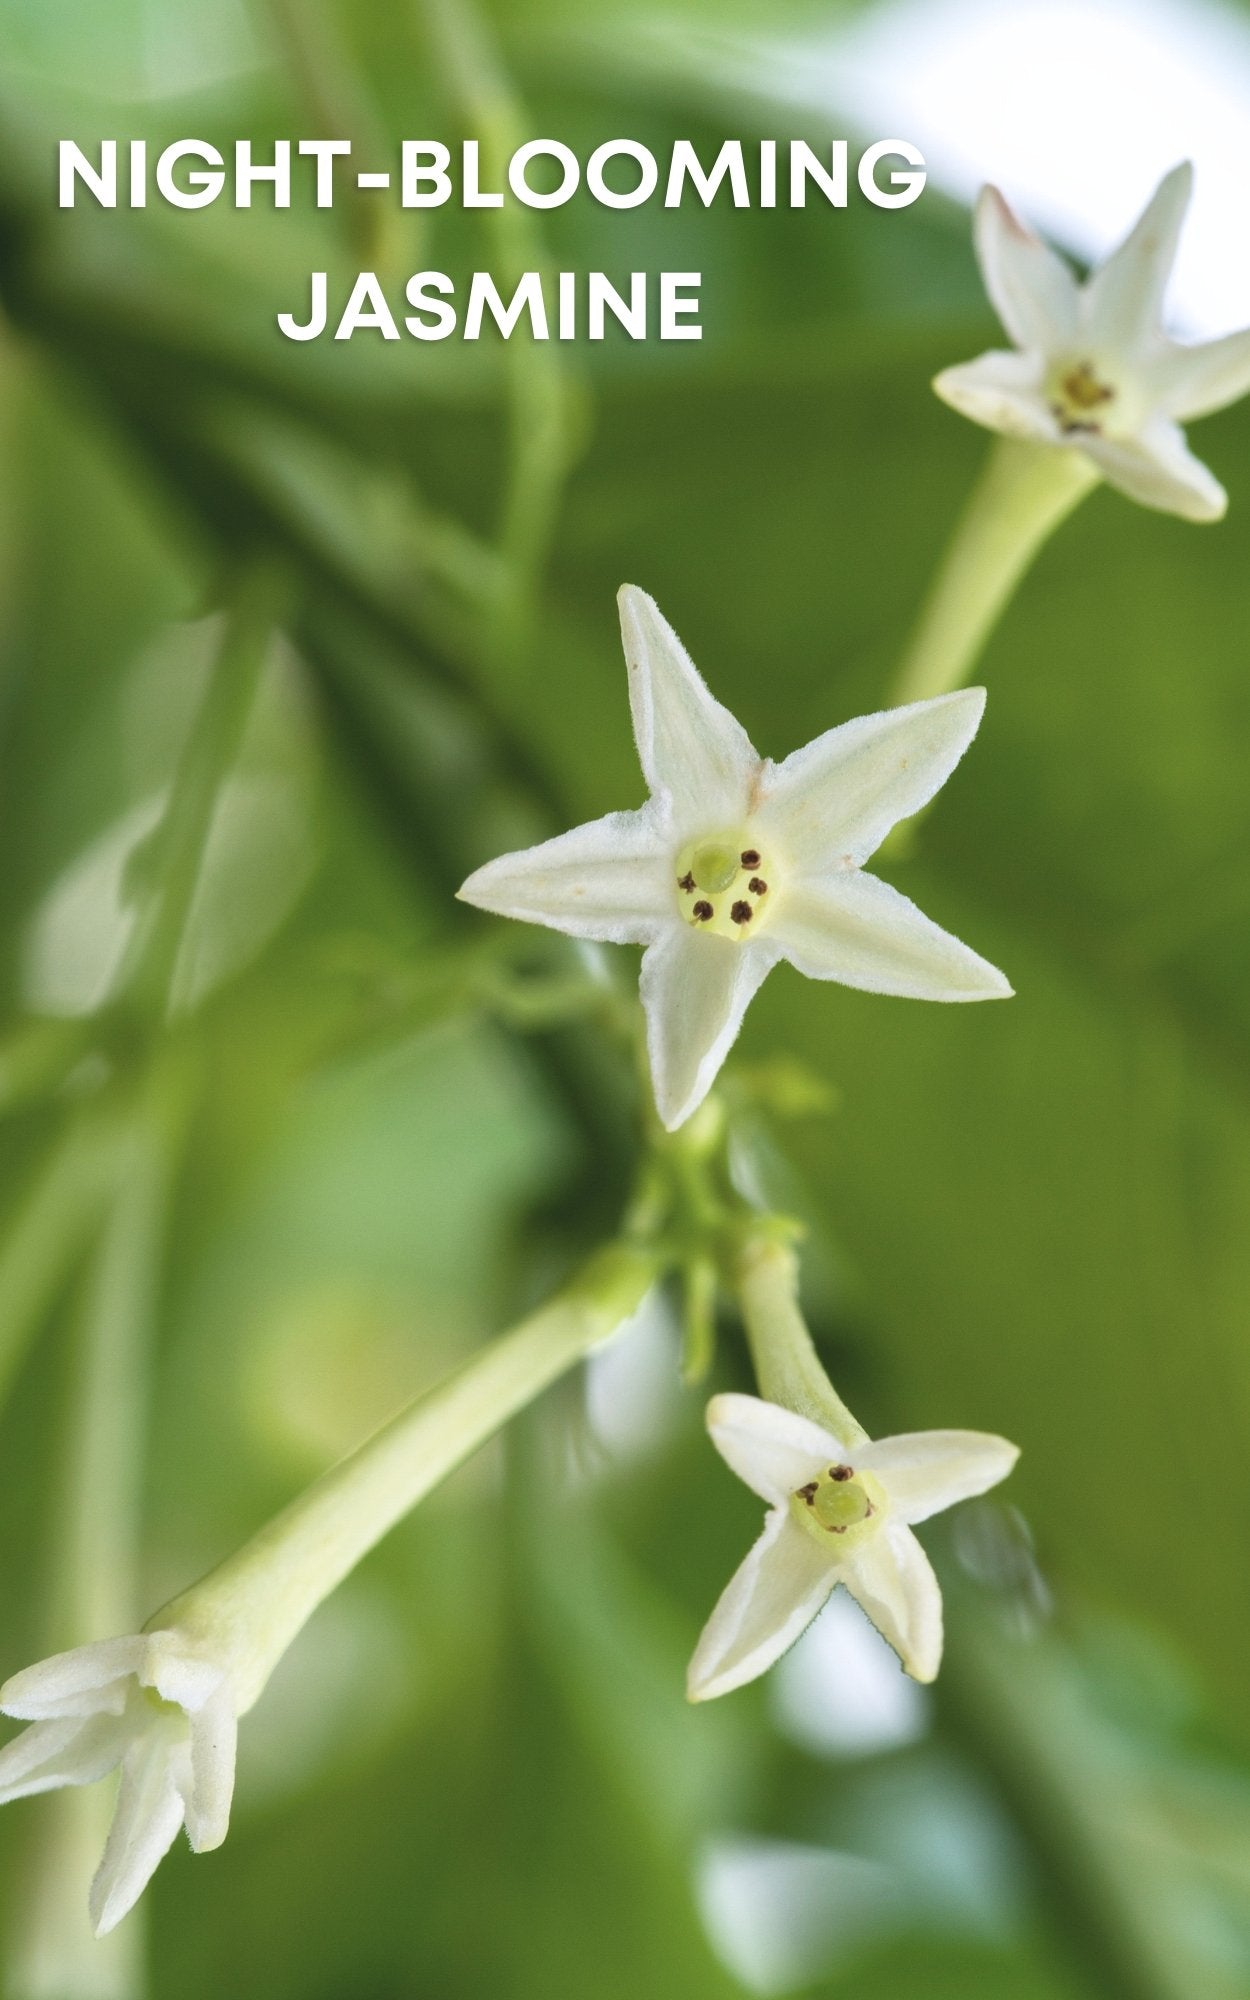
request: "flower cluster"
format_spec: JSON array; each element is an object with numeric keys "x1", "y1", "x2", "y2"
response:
[{"x1": 5, "y1": 160, "x2": 1243, "y2": 1945}]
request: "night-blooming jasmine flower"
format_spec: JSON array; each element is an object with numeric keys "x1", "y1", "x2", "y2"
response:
[
  {"x1": 458, "y1": 587, "x2": 1010, "y2": 1130},
  {"x1": 0, "y1": 1631, "x2": 234, "y2": 1935},
  {"x1": 688, "y1": 1393, "x2": 1019, "y2": 1699},
  {"x1": 0, "y1": 1241, "x2": 655, "y2": 1934},
  {"x1": 935, "y1": 163, "x2": 1250, "y2": 522}
]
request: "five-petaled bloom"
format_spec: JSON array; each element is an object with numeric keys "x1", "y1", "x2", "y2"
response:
[
  {"x1": 458, "y1": 586, "x2": 1010, "y2": 1129},
  {"x1": 935, "y1": 162, "x2": 1250, "y2": 522},
  {"x1": 687, "y1": 1393, "x2": 1019, "y2": 1699},
  {"x1": 0, "y1": 1631, "x2": 237, "y2": 1935}
]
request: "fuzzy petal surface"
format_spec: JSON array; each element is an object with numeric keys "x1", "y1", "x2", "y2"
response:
[
  {"x1": 687, "y1": 1507, "x2": 837, "y2": 1702},
  {"x1": 1, "y1": 1637, "x2": 147, "y2": 1721},
  {"x1": 618, "y1": 585, "x2": 759, "y2": 834},
  {"x1": 89, "y1": 1729, "x2": 186, "y2": 1937},
  {"x1": 757, "y1": 689, "x2": 988, "y2": 872},
  {"x1": 772, "y1": 869, "x2": 1011, "y2": 1002},
  {"x1": 640, "y1": 927, "x2": 778, "y2": 1130},
  {"x1": 457, "y1": 803, "x2": 672, "y2": 945},
  {"x1": 975, "y1": 186, "x2": 1079, "y2": 349},
  {"x1": 181, "y1": 1685, "x2": 238, "y2": 1852},
  {"x1": 842, "y1": 1525, "x2": 944, "y2": 1683},
  {"x1": 1153, "y1": 327, "x2": 1250, "y2": 421},
  {"x1": 1083, "y1": 162, "x2": 1192, "y2": 349},
  {"x1": 0, "y1": 1713, "x2": 129, "y2": 1803},
  {"x1": 932, "y1": 351, "x2": 1060, "y2": 444},
  {"x1": 706, "y1": 1393, "x2": 838, "y2": 1506},
  {"x1": 857, "y1": 1430, "x2": 1020, "y2": 1524},
  {"x1": 1082, "y1": 418, "x2": 1227, "y2": 521}
]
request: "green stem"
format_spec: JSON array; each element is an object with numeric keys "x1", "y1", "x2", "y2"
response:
[
  {"x1": 263, "y1": 0, "x2": 399, "y2": 268},
  {"x1": 0, "y1": 1115, "x2": 121, "y2": 1417},
  {"x1": 891, "y1": 437, "x2": 1098, "y2": 707},
  {"x1": 118, "y1": 570, "x2": 277, "y2": 1018},
  {"x1": 160, "y1": 1240, "x2": 660, "y2": 1711},
  {"x1": 734, "y1": 1232, "x2": 865, "y2": 1446},
  {"x1": 8, "y1": 1101, "x2": 177, "y2": 2000},
  {"x1": 418, "y1": 0, "x2": 579, "y2": 667}
]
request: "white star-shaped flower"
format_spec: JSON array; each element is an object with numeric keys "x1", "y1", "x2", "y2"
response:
[
  {"x1": 687, "y1": 1393, "x2": 1019, "y2": 1700},
  {"x1": 935, "y1": 163, "x2": 1250, "y2": 522},
  {"x1": 458, "y1": 587, "x2": 1010, "y2": 1130},
  {"x1": 0, "y1": 1632, "x2": 237, "y2": 1935}
]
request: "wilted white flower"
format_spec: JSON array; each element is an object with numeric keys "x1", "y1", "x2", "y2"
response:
[
  {"x1": 0, "y1": 1632, "x2": 236, "y2": 1935},
  {"x1": 459, "y1": 587, "x2": 1010, "y2": 1130},
  {"x1": 935, "y1": 163, "x2": 1250, "y2": 521},
  {"x1": 688, "y1": 1393, "x2": 1018, "y2": 1700}
]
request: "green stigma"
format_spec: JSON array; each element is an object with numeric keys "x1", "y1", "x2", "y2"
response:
[
  {"x1": 675, "y1": 831, "x2": 773, "y2": 942},
  {"x1": 1048, "y1": 357, "x2": 1119, "y2": 436},
  {"x1": 791, "y1": 1463, "x2": 888, "y2": 1555}
]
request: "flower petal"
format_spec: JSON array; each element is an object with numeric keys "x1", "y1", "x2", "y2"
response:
[
  {"x1": 1152, "y1": 328, "x2": 1250, "y2": 422},
  {"x1": 842, "y1": 1526, "x2": 943, "y2": 1683},
  {"x1": 457, "y1": 803, "x2": 672, "y2": 945},
  {"x1": 857, "y1": 1430, "x2": 1019, "y2": 1524},
  {"x1": 1, "y1": 1637, "x2": 147, "y2": 1721},
  {"x1": 772, "y1": 869, "x2": 1011, "y2": 1002},
  {"x1": 1083, "y1": 162, "x2": 1191, "y2": 348},
  {"x1": 618, "y1": 585, "x2": 759, "y2": 834},
  {"x1": 687, "y1": 1508, "x2": 837, "y2": 1702},
  {"x1": 89, "y1": 1728, "x2": 186, "y2": 1937},
  {"x1": 0, "y1": 1713, "x2": 129, "y2": 1803},
  {"x1": 1082, "y1": 417, "x2": 1227, "y2": 522},
  {"x1": 974, "y1": 186, "x2": 1079, "y2": 350},
  {"x1": 757, "y1": 689, "x2": 988, "y2": 872},
  {"x1": 640, "y1": 928, "x2": 777, "y2": 1131},
  {"x1": 706, "y1": 1393, "x2": 838, "y2": 1505},
  {"x1": 181, "y1": 1684, "x2": 237, "y2": 1852},
  {"x1": 932, "y1": 351, "x2": 1061, "y2": 444}
]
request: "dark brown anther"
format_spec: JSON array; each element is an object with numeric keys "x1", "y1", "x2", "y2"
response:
[
  {"x1": 748, "y1": 877, "x2": 767, "y2": 896},
  {"x1": 731, "y1": 900, "x2": 752, "y2": 925},
  {"x1": 829, "y1": 1464, "x2": 854, "y2": 1482},
  {"x1": 693, "y1": 900, "x2": 714, "y2": 922},
  {"x1": 740, "y1": 849, "x2": 760, "y2": 868},
  {"x1": 797, "y1": 1482, "x2": 819, "y2": 1504},
  {"x1": 678, "y1": 871, "x2": 696, "y2": 893}
]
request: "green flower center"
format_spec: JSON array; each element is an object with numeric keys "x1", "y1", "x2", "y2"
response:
[
  {"x1": 1048, "y1": 358, "x2": 1118, "y2": 436},
  {"x1": 676, "y1": 832, "x2": 773, "y2": 942},
  {"x1": 790, "y1": 1463, "x2": 888, "y2": 1557}
]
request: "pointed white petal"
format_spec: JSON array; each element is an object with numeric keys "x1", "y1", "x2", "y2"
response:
[
  {"x1": 1, "y1": 1637, "x2": 146, "y2": 1721},
  {"x1": 974, "y1": 186, "x2": 1079, "y2": 350},
  {"x1": 640, "y1": 927, "x2": 777, "y2": 1131},
  {"x1": 1152, "y1": 328, "x2": 1250, "y2": 421},
  {"x1": 932, "y1": 351, "x2": 1061, "y2": 444},
  {"x1": 89, "y1": 1730, "x2": 186, "y2": 1937},
  {"x1": 1082, "y1": 418, "x2": 1227, "y2": 521},
  {"x1": 141, "y1": 1636, "x2": 229, "y2": 1716},
  {"x1": 857, "y1": 1430, "x2": 1019, "y2": 1524},
  {"x1": 181, "y1": 1686, "x2": 237, "y2": 1852},
  {"x1": 706, "y1": 1393, "x2": 838, "y2": 1505},
  {"x1": 687, "y1": 1509, "x2": 836, "y2": 1702},
  {"x1": 457, "y1": 803, "x2": 672, "y2": 945},
  {"x1": 618, "y1": 585, "x2": 759, "y2": 834},
  {"x1": 757, "y1": 689, "x2": 987, "y2": 872},
  {"x1": 1083, "y1": 162, "x2": 1192, "y2": 347},
  {"x1": 0, "y1": 1713, "x2": 129, "y2": 1802},
  {"x1": 842, "y1": 1526, "x2": 943, "y2": 1683},
  {"x1": 772, "y1": 870, "x2": 1011, "y2": 1003}
]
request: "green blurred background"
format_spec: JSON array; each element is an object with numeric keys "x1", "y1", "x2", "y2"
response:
[{"x1": 0, "y1": 0, "x2": 1248, "y2": 1995}]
